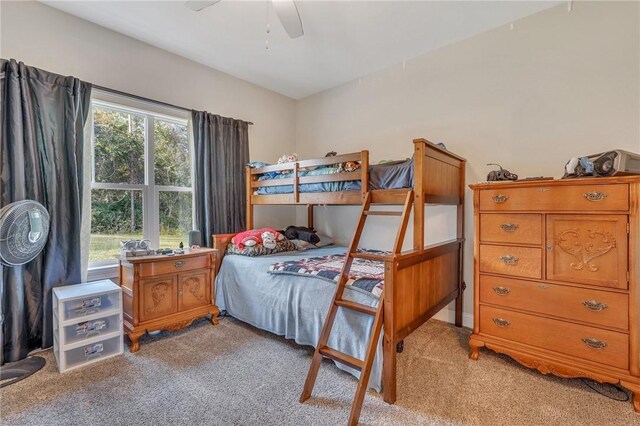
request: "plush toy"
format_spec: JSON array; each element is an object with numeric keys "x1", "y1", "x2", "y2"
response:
[
  {"x1": 276, "y1": 153, "x2": 298, "y2": 174},
  {"x1": 283, "y1": 226, "x2": 320, "y2": 244},
  {"x1": 343, "y1": 161, "x2": 360, "y2": 172},
  {"x1": 261, "y1": 231, "x2": 277, "y2": 249},
  {"x1": 277, "y1": 153, "x2": 298, "y2": 164},
  {"x1": 232, "y1": 228, "x2": 284, "y2": 250}
]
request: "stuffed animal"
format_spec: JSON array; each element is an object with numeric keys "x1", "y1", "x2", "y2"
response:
[
  {"x1": 343, "y1": 161, "x2": 360, "y2": 172},
  {"x1": 277, "y1": 153, "x2": 298, "y2": 164},
  {"x1": 276, "y1": 153, "x2": 298, "y2": 174},
  {"x1": 283, "y1": 226, "x2": 320, "y2": 244},
  {"x1": 261, "y1": 231, "x2": 277, "y2": 249},
  {"x1": 232, "y1": 228, "x2": 284, "y2": 250}
]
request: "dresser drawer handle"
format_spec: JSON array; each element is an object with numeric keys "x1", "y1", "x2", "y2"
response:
[
  {"x1": 492, "y1": 194, "x2": 509, "y2": 203},
  {"x1": 492, "y1": 318, "x2": 511, "y2": 328},
  {"x1": 492, "y1": 286, "x2": 511, "y2": 296},
  {"x1": 582, "y1": 337, "x2": 607, "y2": 350},
  {"x1": 499, "y1": 255, "x2": 519, "y2": 265},
  {"x1": 583, "y1": 191, "x2": 607, "y2": 202},
  {"x1": 500, "y1": 223, "x2": 519, "y2": 232},
  {"x1": 582, "y1": 300, "x2": 608, "y2": 312},
  {"x1": 174, "y1": 260, "x2": 186, "y2": 269}
]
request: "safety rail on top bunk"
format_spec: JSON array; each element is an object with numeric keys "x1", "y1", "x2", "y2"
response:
[{"x1": 246, "y1": 150, "x2": 370, "y2": 206}]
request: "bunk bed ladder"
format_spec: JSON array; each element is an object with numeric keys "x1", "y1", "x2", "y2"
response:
[{"x1": 300, "y1": 190, "x2": 414, "y2": 426}]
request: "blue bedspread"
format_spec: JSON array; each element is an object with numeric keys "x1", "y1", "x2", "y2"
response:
[{"x1": 215, "y1": 246, "x2": 383, "y2": 391}]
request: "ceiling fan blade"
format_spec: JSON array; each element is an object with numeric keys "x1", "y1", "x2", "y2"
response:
[
  {"x1": 272, "y1": 0, "x2": 304, "y2": 39},
  {"x1": 185, "y1": 0, "x2": 222, "y2": 12}
]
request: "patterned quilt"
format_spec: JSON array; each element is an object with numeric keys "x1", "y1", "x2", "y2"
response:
[{"x1": 268, "y1": 249, "x2": 389, "y2": 298}]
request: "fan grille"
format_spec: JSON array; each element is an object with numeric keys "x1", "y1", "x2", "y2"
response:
[{"x1": 0, "y1": 200, "x2": 50, "y2": 266}]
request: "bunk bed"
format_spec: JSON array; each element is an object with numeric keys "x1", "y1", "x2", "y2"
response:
[{"x1": 213, "y1": 138, "x2": 466, "y2": 405}]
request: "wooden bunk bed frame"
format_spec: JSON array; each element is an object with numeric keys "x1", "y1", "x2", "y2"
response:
[{"x1": 213, "y1": 138, "x2": 466, "y2": 405}]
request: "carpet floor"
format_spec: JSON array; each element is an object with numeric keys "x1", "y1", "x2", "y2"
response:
[{"x1": 1, "y1": 317, "x2": 638, "y2": 425}]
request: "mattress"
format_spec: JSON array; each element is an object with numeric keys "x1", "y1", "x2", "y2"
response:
[
  {"x1": 255, "y1": 159, "x2": 413, "y2": 195},
  {"x1": 215, "y1": 246, "x2": 383, "y2": 391}
]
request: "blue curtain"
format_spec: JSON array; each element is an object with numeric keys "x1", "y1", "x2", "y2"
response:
[{"x1": 1, "y1": 59, "x2": 91, "y2": 363}]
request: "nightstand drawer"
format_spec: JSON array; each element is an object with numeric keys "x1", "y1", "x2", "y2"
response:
[
  {"x1": 480, "y1": 305, "x2": 628, "y2": 370},
  {"x1": 479, "y1": 244, "x2": 542, "y2": 279},
  {"x1": 479, "y1": 184, "x2": 629, "y2": 212},
  {"x1": 139, "y1": 255, "x2": 210, "y2": 277},
  {"x1": 480, "y1": 214, "x2": 542, "y2": 245},
  {"x1": 479, "y1": 275, "x2": 628, "y2": 330}
]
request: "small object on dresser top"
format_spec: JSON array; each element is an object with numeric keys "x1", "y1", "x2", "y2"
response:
[
  {"x1": 486, "y1": 163, "x2": 518, "y2": 181},
  {"x1": 519, "y1": 176, "x2": 554, "y2": 181}
]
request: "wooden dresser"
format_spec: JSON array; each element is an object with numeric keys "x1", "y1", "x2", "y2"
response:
[
  {"x1": 469, "y1": 176, "x2": 640, "y2": 412},
  {"x1": 118, "y1": 248, "x2": 219, "y2": 352}
]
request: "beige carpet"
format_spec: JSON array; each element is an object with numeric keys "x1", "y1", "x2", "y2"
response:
[{"x1": 1, "y1": 317, "x2": 638, "y2": 425}]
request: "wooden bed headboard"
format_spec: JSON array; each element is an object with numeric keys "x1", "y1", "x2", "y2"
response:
[
  {"x1": 412, "y1": 138, "x2": 466, "y2": 250},
  {"x1": 212, "y1": 233, "x2": 235, "y2": 274}
]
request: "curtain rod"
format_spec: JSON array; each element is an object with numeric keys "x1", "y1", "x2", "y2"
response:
[{"x1": 92, "y1": 84, "x2": 254, "y2": 125}]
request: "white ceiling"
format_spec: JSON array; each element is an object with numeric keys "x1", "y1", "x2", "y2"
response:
[{"x1": 41, "y1": 1, "x2": 561, "y2": 99}]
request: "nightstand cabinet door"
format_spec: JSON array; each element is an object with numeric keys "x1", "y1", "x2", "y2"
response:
[
  {"x1": 546, "y1": 214, "x2": 628, "y2": 289},
  {"x1": 178, "y1": 270, "x2": 211, "y2": 311},
  {"x1": 140, "y1": 276, "x2": 178, "y2": 322}
]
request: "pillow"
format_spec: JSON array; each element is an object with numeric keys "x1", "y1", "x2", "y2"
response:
[
  {"x1": 226, "y1": 239, "x2": 297, "y2": 257},
  {"x1": 314, "y1": 233, "x2": 334, "y2": 247},
  {"x1": 290, "y1": 239, "x2": 317, "y2": 251}
]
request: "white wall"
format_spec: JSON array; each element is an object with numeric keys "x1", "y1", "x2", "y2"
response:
[
  {"x1": 0, "y1": 0, "x2": 297, "y2": 230},
  {"x1": 295, "y1": 1, "x2": 640, "y2": 323}
]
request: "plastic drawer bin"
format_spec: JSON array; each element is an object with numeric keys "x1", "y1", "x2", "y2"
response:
[
  {"x1": 63, "y1": 291, "x2": 119, "y2": 321},
  {"x1": 63, "y1": 334, "x2": 122, "y2": 370},
  {"x1": 63, "y1": 313, "x2": 121, "y2": 345}
]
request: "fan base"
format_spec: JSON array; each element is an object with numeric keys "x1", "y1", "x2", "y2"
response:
[{"x1": 0, "y1": 356, "x2": 46, "y2": 388}]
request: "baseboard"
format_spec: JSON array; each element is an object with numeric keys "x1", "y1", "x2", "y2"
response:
[{"x1": 432, "y1": 307, "x2": 473, "y2": 329}]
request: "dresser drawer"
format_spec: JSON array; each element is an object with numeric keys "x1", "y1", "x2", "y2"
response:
[
  {"x1": 479, "y1": 244, "x2": 542, "y2": 279},
  {"x1": 479, "y1": 275, "x2": 628, "y2": 330},
  {"x1": 479, "y1": 184, "x2": 629, "y2": 212},
  {"x1": 139, "y1": 255, "x2": 210, "y2": 277},
  {"x1": 480, "y1": 214, "x2": 542, "y2": 245},
  {"x1": 480, "y1": 305, "x2": 629, "y2": 369}
]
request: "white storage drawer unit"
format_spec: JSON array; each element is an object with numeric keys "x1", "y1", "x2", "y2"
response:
[{"x1": 53, "y1": 280, "x2": 123, "y2": 373}]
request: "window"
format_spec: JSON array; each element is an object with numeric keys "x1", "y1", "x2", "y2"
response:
[{"x1": 89, "y1": 99, "x2": 193, "y2": 266}]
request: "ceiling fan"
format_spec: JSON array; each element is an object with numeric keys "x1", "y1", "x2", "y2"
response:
[{"x1": 185, "y1": 0, "x2": 304, "y2": 39}]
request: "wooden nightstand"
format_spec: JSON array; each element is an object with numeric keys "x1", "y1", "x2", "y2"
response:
[{"x1": 117, "y1": 248, "x2": 219, "y2": 352}]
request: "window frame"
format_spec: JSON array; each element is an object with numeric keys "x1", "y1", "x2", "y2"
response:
[{"x1": 88, "y1": 95, "x2": 194, "y2": 270}]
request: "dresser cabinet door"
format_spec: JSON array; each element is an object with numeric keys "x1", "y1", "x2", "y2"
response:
[
  {"x1": 178, "y1": 270, "x2": 211, "y2": 311},
  {"x1": 140, "y1": 276, "x2": 178, "y2": 322},
  {"x1": 546, "y1": 215, "x2": 628, "y2": 289}
]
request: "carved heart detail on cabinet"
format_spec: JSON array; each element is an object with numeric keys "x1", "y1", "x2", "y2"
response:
[{"x1": 554, "y1": 228, "x2": 616, "y2": 272}]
